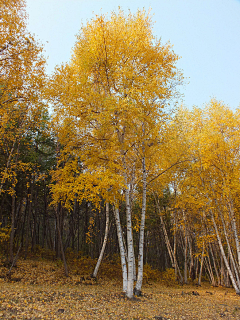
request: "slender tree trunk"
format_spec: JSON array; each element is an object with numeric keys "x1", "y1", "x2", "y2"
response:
[
  {"x1": 113, "y1": 206, "x2": 127, "y2": 293},
  {"x1": 184, "y1": 234, "x2": 188, "y2": 284},
  {"x1": 195, "y1": 256, "x2": 199, "y2": 282},
  {"x1": 24, "y1": 184, "x2": 33, "y2": 260},
  {"x1": 42, "y1": 183, "x2": 47, "y2": 248},
  {"x1": 47, "y1": 218, "x2": 54, "y2": 252},
  {"x1": 189, "y1": 237, "x2": 195, "y2": 282},
  {"x1": 83, "y1": 201, "x2": 88, "y2": 255},
  {"x1": 8, "y1": 242, "x2": 22, "y2": 276},
  {"x1": 209, "y1": 242, "x2": 220, "y2": 286},
  {"x1": 56, "y1": 204, "x2": 69, "y2": 277},
  {"x1": 205, "y1": 253, "x2": 215, "y2": 286},
  {"x1": 92, "y1": 202, "x2": 110, "y2": 278},
  {"x1": 228, "y1": 198, "x2": 240, "y2": 269},
  {"x1": 133, "y1": 249, "x2": 137, "y2": 281},
  {"x1": 9, "y1": 192, "x2": 16, "y2": 263},
  {"x1": 31, "y1": 208, "x2": 37, "y2": 252},
  {"x1": 154, "y1": 194, "x2": 183, "y2": 283},
  {"x1": 226, "y1": 252, "x2": 230, "y2": 287},
  {"x1": 122, "y1": 232, "x2": 129, "y2": 270},
  {"x1": 183, "y1": 211, "x2": 188, "y2": 284},
  {"x1": 122, "y1": 232, "x2": 136, "y2": 281},
  {"x1": 173, "y1": 213, "x2": 182, "y2": 283},
  {"x1": 72, "y1": 198, "x2": 77, "y2": 250},
  {"x1": 135, "y1": 155, "x2": 147, "y2": 296},
  {"x1": 145, "y1": 230, "x2": 149, "y2": 265},
  {"x1": 173, "y1": 186, "x2": 180, "y2": 282},
  {"x1": 213, "y1": 195, "x2": 240, "y2": 278},
  {"x1": 211, "y1": 211, "x2": 240, "y2": 294},
  {"x1": 198, "y1": 243, "x2": 205, "y2": 286},
  {"x1": 125, "y1": 183, "x2": 134, "y2": 298},
  {"x1": 77, "y1": 204, "x2": 80, "y2": 253},
  {"x1": 220, "y1": 255, "x2": 225, "y2": 286},
  {"x1": 219, "y1": 211, "x2": 240, "y2": 286}
]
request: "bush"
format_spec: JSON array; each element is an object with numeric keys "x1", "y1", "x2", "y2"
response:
[
  {"x1": 161, "y1": 268, "x2": 176, "y2": 285},
  {"x1": 0, "y1": 223, "x2": 10, "y2": 254}
]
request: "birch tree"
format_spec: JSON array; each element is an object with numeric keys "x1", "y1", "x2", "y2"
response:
[
  {"x1": 47, "y1": 8, "x2": 183, "y2": 298},
  {"x1": 173, "y1": 101, "x2": 240, "y2": 294}
]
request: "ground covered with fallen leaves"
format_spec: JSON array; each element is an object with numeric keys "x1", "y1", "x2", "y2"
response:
[{"x1": 0, "y1": 257, "x2": 240, "y2": 319}]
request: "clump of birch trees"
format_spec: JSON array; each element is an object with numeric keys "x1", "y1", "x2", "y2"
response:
[{"x1": 1, "y1": 0, "x2": 240, "y2": 298}]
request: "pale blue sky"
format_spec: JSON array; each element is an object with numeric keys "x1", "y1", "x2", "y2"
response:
[{"x1": 26, "y1": 0, "x2": 240, "y2": 110}]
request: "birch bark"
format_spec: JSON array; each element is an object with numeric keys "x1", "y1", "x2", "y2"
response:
[
  {"x1": 205, "y1": 254, "x2": 215, "y2": 286},
  {"x1": 227, "y1": 198, "x2": 240, "y2": 269},
  {"x1": 198, "y1": 243, "x2": 204, "y2": 286},
  {"x1": 125, "y1": 182, "x2": 134, "y2": 298},
  {"x1": 9, "y1": 191, "x2": 16, "y2": 263},
  {"x1": 219, "y1": 211, "x2": 240, "y2": 286},
  {"x1": 92, "y1": 202, "x2": 110, "y2": 278},
  {"x1": 113, "y1": 206, "x2": 128, "y2": 293},
  {"x1": 154, "y1": 193, "x2": 183, "y2": 283},
  {"x1": 183, "y1": 210, "x2": 188, "y2": 284},
  {"x1": 209, "y1": 243, "x2": 220, "y2": 285},
  {"x1": 211, "y1": 211, "x2": 240, "y2": 294},
  {"x1": 135, "y1": 154, "x2": 147, "y2": 296}
]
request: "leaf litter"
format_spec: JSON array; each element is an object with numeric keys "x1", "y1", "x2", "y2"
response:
[{"x1": 0, "y1": 258, "x2": 239, "y2": 319}]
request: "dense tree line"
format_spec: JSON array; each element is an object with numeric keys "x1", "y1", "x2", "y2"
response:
[{"x1": 1, "y1": 0, "x2": 240, "y2": 297}]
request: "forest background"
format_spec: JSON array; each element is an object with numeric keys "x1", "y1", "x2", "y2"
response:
[{"x1": 1, "y1": 0, "x2": 240, "y2": 301}]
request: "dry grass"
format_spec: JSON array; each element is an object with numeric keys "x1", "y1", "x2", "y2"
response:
[{"x1": 0, "y1": 257, "x2": 239, "y2": 319}]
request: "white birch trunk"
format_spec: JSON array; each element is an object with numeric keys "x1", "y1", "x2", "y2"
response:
[
  {"x1": 122, "y1": 230, "x2": 137, "y2": 281},
  {"x1": 125, "y1": 183, "x2": 134, "y2": 298},
  {"x1": 113, "y1": 205, "x2": 128, "y2": 293},
  {"x1": 211, "y1": 211, "x2": 240, "y2": 294},
  {"x1": 154, "y1": 193, "x2": 174, "y2": 265},
  {"x1": 9, "y1": 192, "x2": 16, "y2": 263},
  {"x1": 184, "y1": 232, "x2": 188, "y2": 284},
  {"x1": 155, "y1": 194, "x2": 183, "y2": 282},
  {"x1": 173, "y1": 210, "x2": 183, "y2": 283},
  {"x1": 183, "y1": 210, "x2": 188, "y2": 284},
  {"x1": 161, "y1": 214, "x2": 174, "y2": 265},
  {"x1": 189, "y1": 236, "x2": 195, "y2": 282},
  {"x1": 228, "y1": 199, "x2": 240, "y2": 269},
  {"x1": 92, "y1": 202, "x2": 110, "y2": 278},
  {"x1": 122, "y1": 231, "x2": 128, "y2": 265},
  {"x1": 198, "y1": 243, "x2": 204, "y2": 286},
  {"x1": 219, "y1": 211, "x2": 240, "y2": 286},
  {"x1": 133, "y1": 250, "x2": 137, "y2": 281},
  {"x1": 135, "y1": 154, "x2": 147, "y2": 296},
  {"x1": 209, "y1": 243, "x2": 220, "y2": 286},
  {"x1": 205, "y1": 254, "x2": 215, "y2": 286}
]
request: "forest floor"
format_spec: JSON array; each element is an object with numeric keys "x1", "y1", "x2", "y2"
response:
[{"x1": 0, "y1": 257, "x2": 240, "y2": 320}]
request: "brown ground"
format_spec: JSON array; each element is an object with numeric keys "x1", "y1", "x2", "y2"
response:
[{"x1": 0, "y1": 258, "x2": 239, "y2": 320}]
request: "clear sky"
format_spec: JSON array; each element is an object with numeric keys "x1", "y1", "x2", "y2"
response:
[{"x1": 26, "y1": 0, "x2": 240, "y2": 110}]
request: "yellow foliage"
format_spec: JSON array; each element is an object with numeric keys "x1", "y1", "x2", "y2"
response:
[
  {"x1": 0, "y1": 0, "x2": 47, "y2": 195},
  {"x1": 47, "y1": 8, "x2": 183, "y2": 213},
  {"x1": 0, "y1": 223, "x2": 10, "y2": 244},
  {"x1": 161, "y1": 268, "x2": 176, "y2": 285}
]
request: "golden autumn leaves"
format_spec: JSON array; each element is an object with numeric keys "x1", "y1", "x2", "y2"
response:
[
  {"x1": 48, "y1": 9, "x2": 183, "y2": 208},
  {"x1": 47, "y1": 9, "x2": 184, "y2": 297},
  {"x1": 0, "y1": 0, "x2": 47, "y2": 195},
  {"x1": 45, "y1": 9, "x2": 240, "y2": 296},
  {"x1": 2, "y1": 0, "x2": 240, "y2": 297}
]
